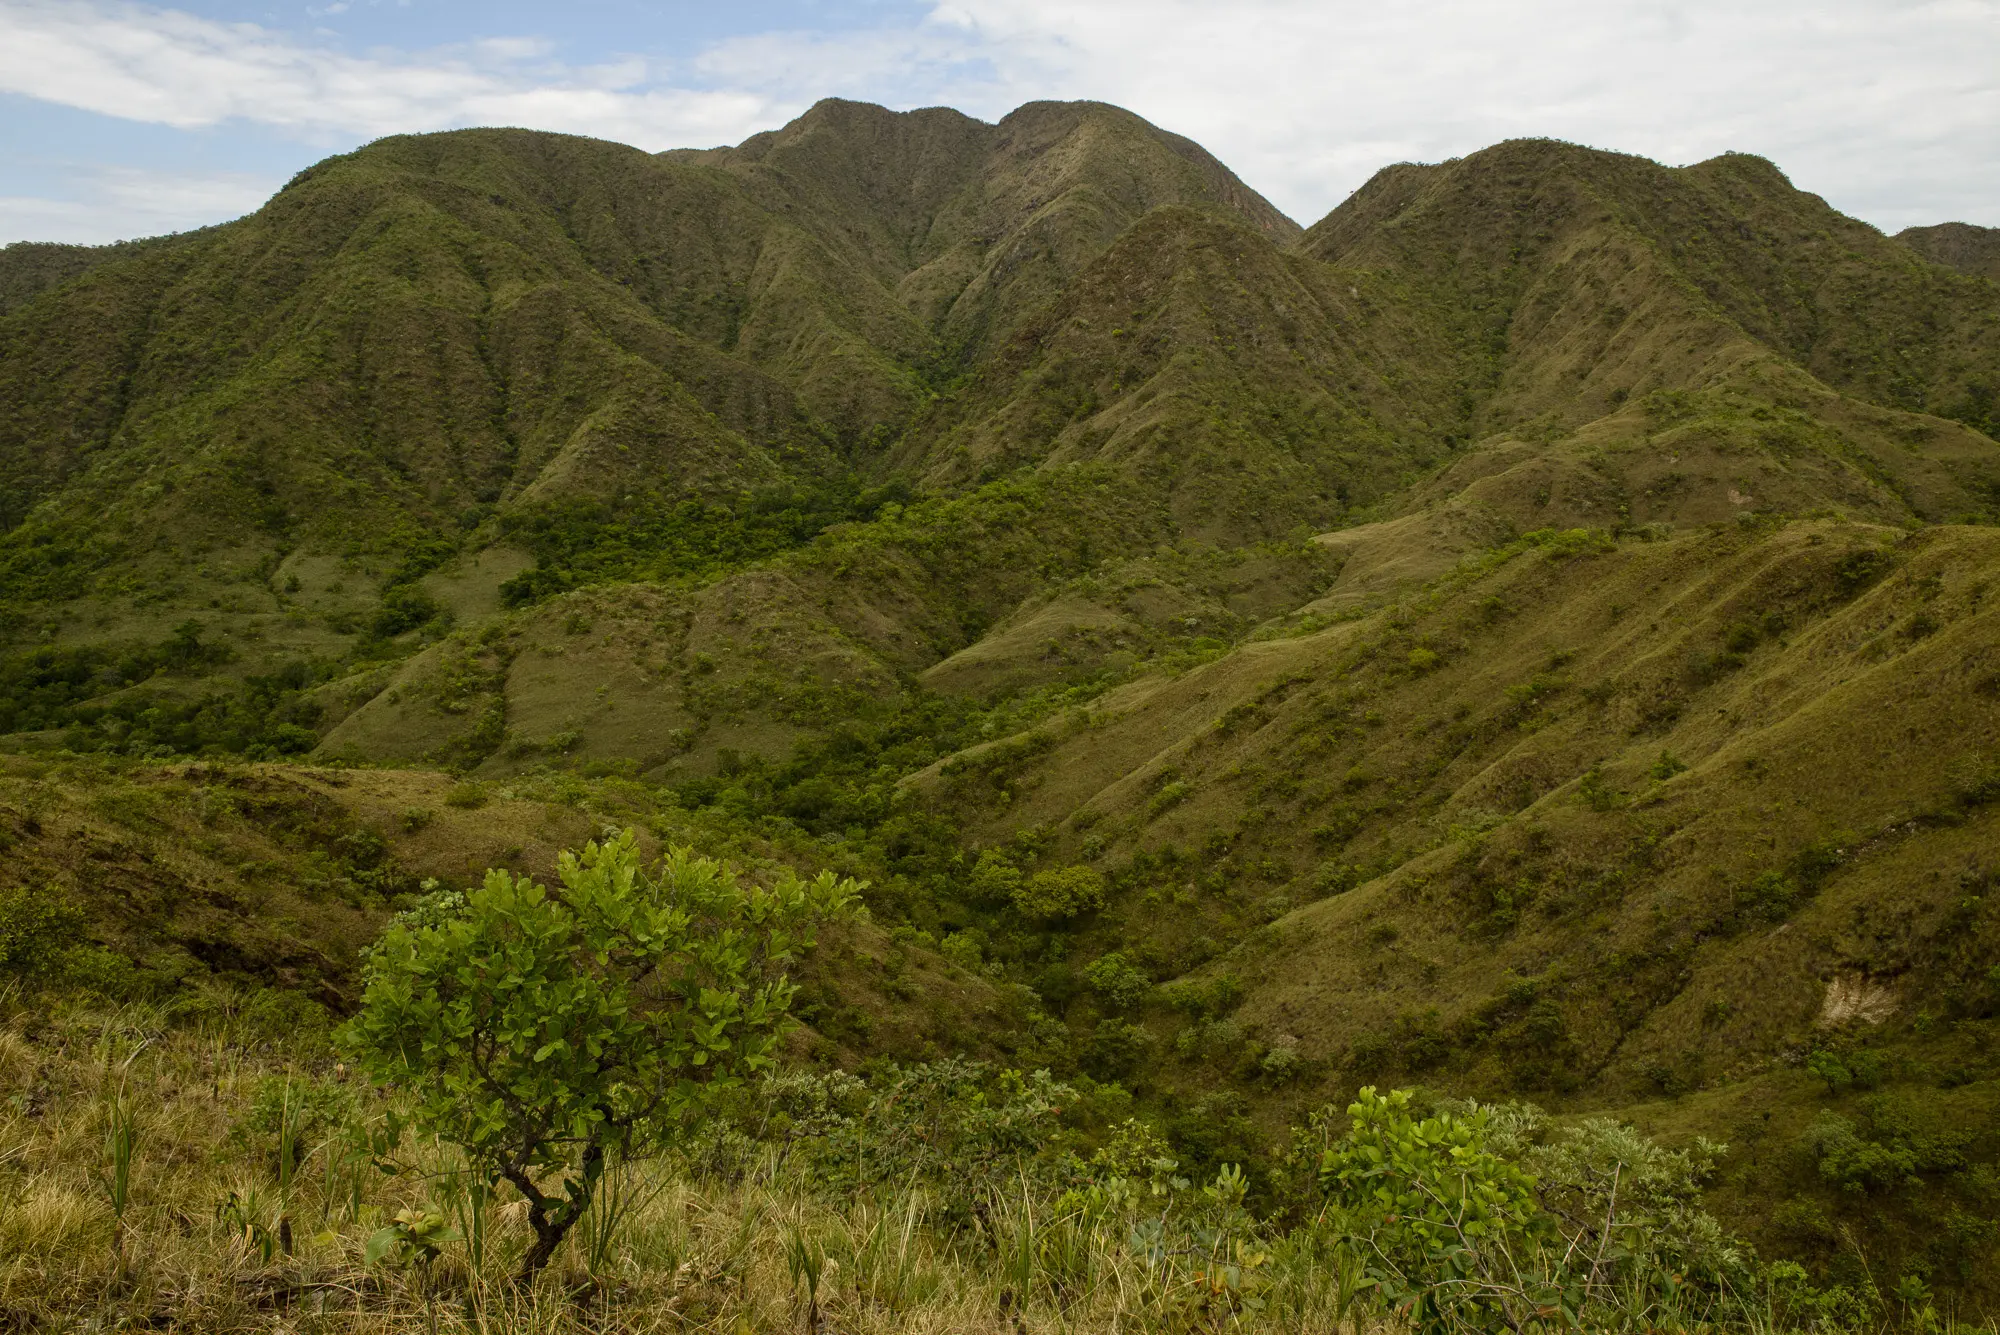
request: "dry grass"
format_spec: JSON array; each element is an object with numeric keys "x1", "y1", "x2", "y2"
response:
[{"x1": 0, "y1": 993, "x2": 1368, "y2": 1334}]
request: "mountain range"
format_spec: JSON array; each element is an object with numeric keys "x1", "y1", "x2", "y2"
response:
[{"x1": 2, "y1": 97, "x2": 1998, "y2": 1302}]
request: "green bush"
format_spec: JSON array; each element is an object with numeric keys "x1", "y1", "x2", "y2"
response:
[
  {"x1": 341, "y1": 833, "x2": 859, "y2": 1282},
  {"x1": 496, "y1": 483, "x2": 911, "y2": 607},
  {"x1": 0, "y1": 625, "x2": 325, "y2": 758},
  {"x1": 966, "y1": 849, "x2": 1023, "y2": 905},
  {"x1": 1307, "y1": 1089, "x2": 1752, "y2": 1333},
  {"x1": 1802, "y1": 1111, "x2": 1919, "y2": 1192},
  {"x1": 1012, "y1": 865, "x2": 1106, "y2": 921},
  {"x1": 1316, "y1": 1087, "x2": 1542, "y2": 1333},
  {"x1": 773, "y1": 1059, "x2": 1074, "y2": 1225},
  {"x1": 370, "y1": 585, "x2": 443, "y2": 639},
  {"x1": 939, "y1": 930, "x2": 984, "y2": 969},
  {"x1": 1081, "y1": 951, "x2": 1151, "y2": 1009},
  {"x1": 0, "y1": 885, "x2": 128, "y2": 992},
  {"x1": 442, "y1": 782, "x2": 487, "y2": 809}
]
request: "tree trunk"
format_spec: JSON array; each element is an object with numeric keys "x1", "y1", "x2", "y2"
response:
[
  {"x1": 517, "y1": 1209, "x2": 569, "y2": 1286},
  {"x1": 509, "y1": 1142, "x2": 603, "y2": 1286}
]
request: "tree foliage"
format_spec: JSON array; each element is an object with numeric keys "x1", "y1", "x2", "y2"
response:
[
  {"x1": 1012, "y1": 865, "x2": 1107, "y2": 921},
  {"x1": 1310, "y1": 1088, "x2": 1752, "y2": 1333},
  {"x1": 341, "y1": 833, "x2": 860, "y2": 1281}
]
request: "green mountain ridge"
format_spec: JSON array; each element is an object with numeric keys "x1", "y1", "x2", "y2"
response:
[
  {"x1": 1899, "y1": 221, "x2": 2000, "y2": 283},
  {"x1": 4, "y1": 100, "x2": 2000, "y2": 1310}
]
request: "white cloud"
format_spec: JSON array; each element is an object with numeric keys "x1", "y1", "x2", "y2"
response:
[
  {"x1": 0, "y1": 0, "x2": 793, "y2": 148},
  {"x1": 0, "y1": 165, "x2": 276, "y2": 244},
  {"x1": 796, "y1": 0, "x2": 2000, "y2": 230},
  {"x1": 1, "y1": 0, "x2": 1997, "y2": 239}
]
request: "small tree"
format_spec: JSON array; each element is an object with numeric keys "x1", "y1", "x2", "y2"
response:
[
  {"x1": 1012, "y1": 865, "x2": 1105, "y2": 920},
  {"x1": 342, "y1": 832, "x2": 859, "y2": 1283},
  {"x1": 1317, "y1": 1087, "x2": 1544, "y2": 1333}
]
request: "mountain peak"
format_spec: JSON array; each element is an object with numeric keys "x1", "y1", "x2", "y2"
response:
[{"x1": 1899, "y1": 220, "x2": 2000, "y2": 280}]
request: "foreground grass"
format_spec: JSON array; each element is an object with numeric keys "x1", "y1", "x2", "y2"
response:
[
  {"x1": 3, "y1": 990, "x2": 1994, "y2": 1334},
  {"x1": 0, "y1": 993, "x2": 1361, "y2": 1333}
]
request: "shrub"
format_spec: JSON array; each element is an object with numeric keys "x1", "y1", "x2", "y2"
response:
[
  {"x1": 1081, "y1": 952, "x2": 1151, "y2": 1009},
  {"x1": 0, "y1": 886, "x2": 127, "y2": 992},
  {"x1": 966, "y1": 849, "x2": 1023, "y2": 905},
  {"x1": 1012, "y1": 865, "x2": 1106, "y2": 921},
  {"x1": 442, "y1": 782, "x2": 487, "y2": 809},
  {"x1": 1309, "y1": 860, "x2": 1359, "y2": 897},
  {"x1": 1304, "y1": 1090, "x2": 1759, "y2": 1332},
  {"x1": 341, "y1": 833, "x2": 859, "y2": 1282},
  {"x1": 1802, "y1": 1111, "x2": 1919, "y2": 1192},
  {"x1": 1806, "y1": 1046, "x2": 1882, "y2": 1094},
  {"x1": 1316, "y1": 1087, "x2": 1542, "y2": 1332},
  {"x1": 940, "y1": 930, "x2": 984, "y2": 969},
  {"x1": 1148, "y1": 780, "x2": 1192, "y2": 816},
  {"x1": 1083, "y1": 1017, "x2": 1151, "y2": 1080},
  {"x1": 796, "y1": 1059, "x2": 1073, "y2": 1222},
  {"x1": 0, "y1": 885, "x2": 86, "y2": 979},
  {"x1": 371, "y1": 585, "x2": 443, "y2": 639},
  {"x1": 1259, "y1": 1042, "x2": 1303, "y2": 1084}
]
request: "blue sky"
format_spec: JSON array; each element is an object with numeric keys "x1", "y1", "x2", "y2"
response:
[{"x1": 4, "y1": 0, "x2": 1998, "y2": 245}]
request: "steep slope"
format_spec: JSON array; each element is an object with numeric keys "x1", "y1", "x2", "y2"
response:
[
  {"x1": 0, "y1": 102, "x2": 1300, "y2": 727},
  {"x1": 865, "y1": 139, "x2": 2000, "y2": 645},
  {"x1": 5, "y1": 114, "x2": 1999, "y2": 796},
  {"x1": 6, "y1": 103, "x2": 2000, "y2": 1306},
  {"x1": 1307, "y1": 142, "x2": 2000, "y2": 432},
  {"x1": 912, "y1": 518, "x2": 2000, "y2": 1292},
  {"x1": 679, "y1": 99, "x2": 1300, "y2": 361},
  {"x1": 884, "y1": 206, "x2": 1466, "y2": 538},
  {"x1": 0, "y1": 754, "x2": 1007, "y2": 1062}
]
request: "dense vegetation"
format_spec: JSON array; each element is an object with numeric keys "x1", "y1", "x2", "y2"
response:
[
  {"x1": 0, "y1": 622, "x2": 328, "y2": 758},
  {"x1": 495, "y1": 482, "x2": 914, "y2": 606}
]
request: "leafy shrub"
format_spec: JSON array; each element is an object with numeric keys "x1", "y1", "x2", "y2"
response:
[
  {"x1": 1012, "y1": 865, "x2": 1106, "y2": 921},
  {"x1": 1158, "y1": 973, "x2": 1243, "y2": 1019},
  {"x1": 1575, "y1": 768, "x2": 1620, "y2": 811},
  {"x1": 1081, "y1": 951, "x2": 1151, "y2": 1009},
  {"x1": 0, "y1": 885, "x2": 127, "y2": 992},
  {"x1": 1148, "y1": 780, "x2": 1192, "y2": 815},
  {"x1": 1833, "y1": 547, "x2": 1892, "y2": 593},
  {"x1": 1258, "y1": 1042, "x2": 1303, "y2": 1084},
  {"x1": 370, "y1": 585, "x2": 443, "y2": 639},
  {"x1": 1301, "y1": 1089, "x2": 1753, "y2": 1333},
  {"x1": 1802, "y1": 1111, "x2": 1920, "y2": 1192},
  {"x1": 939, "y1": 930, "x2": 984, "y2": 969},
  {"x1": 442, "y1": 782, "x2": 487, "y2": 809},
  {"x1": 1308, "y1": 860, "x2": 1359, "y2": 897},
  {"x1": 966, "y1": 849, "x2": 1023, "y2": 905},
  {"x1": 1316, "y1": 1087, "x2": 1542, "y2": 1332},
  {"x1": 783, "y1": 1058, "x2": 1074, "y2": 1223},
  {"x1": 497, "y1": 482, "x2": 911, "y2": 607},
  {"x1": 1083, "y1": 1018, "x2": 1152, "y2": 1080},
  {"x1": 1, "y1": 626, "x2": 327, "y2": 758},
  {"x1": 1806, "y1": 1046, "x2": 1883, "y2": 1094},
  {"x1": 341, "y1": 833, "x2": 859, "y2": 1281}
]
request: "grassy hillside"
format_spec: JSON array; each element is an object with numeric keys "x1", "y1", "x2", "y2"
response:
[{"x1": 902, "y1": 517, "x2": 2000, "y2": 1301}]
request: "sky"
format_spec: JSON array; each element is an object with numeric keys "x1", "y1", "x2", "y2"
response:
[{"x1": 2, "y1": 0, "x2": 1997, "y2": 246}]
